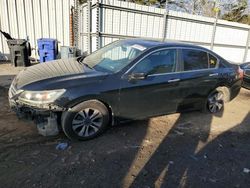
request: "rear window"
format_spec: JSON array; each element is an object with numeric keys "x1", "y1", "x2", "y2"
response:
[{"x1": 182, "y1": 49, "x2": 208, "y2": 71}]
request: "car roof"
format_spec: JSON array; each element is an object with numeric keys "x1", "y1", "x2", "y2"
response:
[{"x1": 123, "y1": 38, "x2": 209, "y2": 51}]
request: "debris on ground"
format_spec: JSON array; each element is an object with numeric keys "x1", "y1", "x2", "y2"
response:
[
  {"x1": 173, "y1": 130, "x2": 184, "y2": 135},
  {"x1": 209, "y1": 178, "x2": 217, "y2": 183},
  {"x1": 169, "y1": 161, "x2": 174, "y2": 165},
  {"x1": 189, "y1": 155, "x2": 198, "y2": 161},
  {"x1": 243, "y1": 168, "x2": 250, "y2": 174},
  {"x1": 142, "y1": 169, "x2": 148, "y2": 176},
  {"x1": 56, "y1": 142, "x2": 69, "y2": 150},
  {"x1": 177, "y1": 122, "x2": 193, "y2": 129}
]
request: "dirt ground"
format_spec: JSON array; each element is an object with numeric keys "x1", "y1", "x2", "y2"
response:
[{"x1": 0, "y1": 63, "x2": 250, "y2": 188}]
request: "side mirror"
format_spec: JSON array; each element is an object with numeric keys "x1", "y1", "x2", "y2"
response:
[{"x1": 128, "y1": 73, "x2": 147, "y2": 81}]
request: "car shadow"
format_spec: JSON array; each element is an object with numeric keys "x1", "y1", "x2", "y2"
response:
[
  {"x1": 182, "y1": 112, "x2": 250, "y2": 187},
  {"x1": 58, "y1": 119, "x2": 151, "y2": 188},
  {"x1": 129, "y1": 108, "x2": 224, "y2": 188},
  {"x1": 129, "y1": 110, "x2": 250, "y2": 188}
]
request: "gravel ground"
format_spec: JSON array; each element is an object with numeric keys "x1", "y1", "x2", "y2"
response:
[{"x1": 0, "y1": 63, "x2": 250, "y2": 188}]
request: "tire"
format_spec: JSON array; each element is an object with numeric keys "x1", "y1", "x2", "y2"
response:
[
  {"x1": 206, "y1": 88, "x2": 225, "y2": 113},
  {"x1": 61, "y1": 100, "x2": 110, "y2": 141}
]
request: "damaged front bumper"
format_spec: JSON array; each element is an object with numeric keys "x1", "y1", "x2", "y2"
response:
[
  {"x1": 9, "y1": 98, "x2": 65, "y2": 136},
  {"x1": 9, "y1": 98, "x2": 64, "y2": 119},
  {"x1": 8, "y1": 75, "x2": 68, "y2": 136}
]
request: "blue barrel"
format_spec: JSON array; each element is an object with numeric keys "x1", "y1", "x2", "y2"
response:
[{"x1": 37, "y1": 38, "x2": 58, "y2": 62}]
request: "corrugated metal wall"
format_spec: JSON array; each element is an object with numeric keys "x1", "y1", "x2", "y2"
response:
[
  {"x1": 79, "y1": 0, "x2": 250, "y2": 63},
  {"x1": 0, "y1": 0, "x2": 73, "y2": 60},
  {"x1": 1, "y1": 0, "x2": 250, "y2": 63},
  {"x1": 78, "y1": 3, "x2": 88, "y2": 54}
]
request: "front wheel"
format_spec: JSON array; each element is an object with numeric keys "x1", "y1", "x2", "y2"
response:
[
  {"x1": 61, "y1": 100, "x2": 110, "y2": 141},
  {"x1": 207, "y1": 89, "x2": 224, "y2": 113}
]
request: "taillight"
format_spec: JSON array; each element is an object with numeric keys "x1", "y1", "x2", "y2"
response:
[{"x1": 237, "y1": 67, "x2": 244, "y2": 80}]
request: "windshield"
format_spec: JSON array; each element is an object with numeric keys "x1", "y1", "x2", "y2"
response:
[{"x1": 82, "y1": 40, "x2": 148, "y2": 73}]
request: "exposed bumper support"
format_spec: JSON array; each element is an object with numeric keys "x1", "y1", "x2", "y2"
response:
[{"x1": 9, "y1": 99, "x2": 64, "y2": 136}]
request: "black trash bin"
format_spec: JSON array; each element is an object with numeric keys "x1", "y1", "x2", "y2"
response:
[{"x1": 7, "y1": 39, "x2": 31, "y2": 67}]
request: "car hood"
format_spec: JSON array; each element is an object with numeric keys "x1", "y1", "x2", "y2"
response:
[{"x1": 13, "y1": 58, "x2": 106, "y2": 90}]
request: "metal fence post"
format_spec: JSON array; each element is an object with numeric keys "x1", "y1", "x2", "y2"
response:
[
  {"x1": 70, "y1": 6, "x2": 74, "y2": 46},
  {"x1": 96, "y1": 0, "x2": 100, "y2": 49},
  {"x1": 87, "y1": 0, "x2": 92, "y2": 54},
  {"x1": 73, "y1": 0, "x2": 79, "y2": 48},
  {"x1": 162, "y1": 11, "x2": 168, "y2": 41},
  {"x1": 162, "y1": 1, "x2": 169, "y2": 41},
  {"x1": 243, "y1": 27, "x2": 250, "y2": 63},
  {"x1": 210, "y1": 11, "x2": 219, "y2": 50}
]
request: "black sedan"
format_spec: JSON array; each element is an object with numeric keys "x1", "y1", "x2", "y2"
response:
[
  {"x1": 9, "y1": 39, "x2": 243, "y2": 140},
  {"x1": 240, "y1": 62, "x2": 250, "y2": 89}
]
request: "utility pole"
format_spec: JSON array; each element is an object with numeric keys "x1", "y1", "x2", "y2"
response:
[
  {"x1": 162, "y1": 0, "x2": 171, "y2": 41},
  {"x1": 87, "y1": 0, "x2": 92, "y2": 54},
  {"x1": 210, "y1": 4, "x2": 220, "y2": 50}
]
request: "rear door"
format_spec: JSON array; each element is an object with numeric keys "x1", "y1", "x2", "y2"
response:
[
  {"x1": 178, "y1": 48, "x2": 219, "y2": 110},
  {"x1": 118, "y1": 48, "x2": 182, "y2": 120}
]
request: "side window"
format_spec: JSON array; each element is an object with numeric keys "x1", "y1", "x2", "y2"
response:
[
  {"x1": 182, "y1": 49, "x2": 208, "y2": 71},
  {"x1": 132, "y1": 49, "x2": 177, "y2": 75},
  {"x1": 208, "y1": 54, "x2": 218, "y2": 68}
]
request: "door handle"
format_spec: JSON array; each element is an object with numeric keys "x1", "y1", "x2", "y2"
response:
[
  {"x1": 209, "y1": 73, "x2": 219, "y2": 77},
  {"x1": 168, "y1": 78, "x2": 180, "y2": 83}
]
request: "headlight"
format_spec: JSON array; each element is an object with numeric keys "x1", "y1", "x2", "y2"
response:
[{"x1": 18, "y1": 89, "x2": 66, "y2": 104}]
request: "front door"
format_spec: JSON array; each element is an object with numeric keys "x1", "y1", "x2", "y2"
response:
[{"x1": 118, "y1": 48, "x2": 181, "y2": 120}]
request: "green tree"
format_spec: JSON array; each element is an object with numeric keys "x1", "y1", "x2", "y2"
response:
[
  {"x1": 129, "y1": 0, "x2": 217, "y2": 16},
  {"x1": 221, "y1": 0, "x2": 248, "y2": 23}
]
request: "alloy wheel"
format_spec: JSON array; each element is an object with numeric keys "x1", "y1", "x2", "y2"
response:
[
  {"x1": 72, "y1": 108, "x2": 103, "y2": 137},
  {"x1": 208, "y1": 91, "x2": 224, "y2": 113}
]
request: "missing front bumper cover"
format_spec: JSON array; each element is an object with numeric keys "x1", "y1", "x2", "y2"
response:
[
  {"x1": 36, "y1": 113, "x2": 59, "y2": 136},
  {"x1": 10, "y1": 100, "x2": 64, "y2": 137}
]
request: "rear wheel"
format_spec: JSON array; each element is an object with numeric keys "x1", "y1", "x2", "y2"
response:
[
  {"x1": 61, "y1": 100, "x2": 110, "y2": 141},
  {"x1": 207, "y1": 89, "x2": 224, "y2": 113}
]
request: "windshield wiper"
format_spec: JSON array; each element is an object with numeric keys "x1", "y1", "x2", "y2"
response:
[
  {"x1": 77, "y1": 55, "x2": 94, "y2": 70},
  {"x1": 81, "y1": 62, "x2": 93, "y2": 70},
  {"x1": 77, "y1": 55, "x2": 86, "y2": 62}
]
